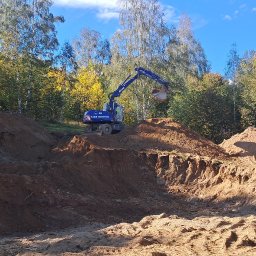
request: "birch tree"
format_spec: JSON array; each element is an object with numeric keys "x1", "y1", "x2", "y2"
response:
[
  {"x1": 166, "y1": 15, "x2": 209, "y2": 79},
  {"x1": 0, "y1": 0, "x2": 63, "y2": 113},
  {"x1": 110, "y1": 0, "x2": 171, "y2": 121},
  {"x1": 225, "y1": 43, "x2": 241, "y2": 126},
  {"x1": 73, "y1": 28, "x2": 111, "y2": 67}
]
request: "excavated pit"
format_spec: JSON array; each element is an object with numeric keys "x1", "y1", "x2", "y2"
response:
[{"x1": 0, "y1": 114, "x2": 255, "y2": 256}]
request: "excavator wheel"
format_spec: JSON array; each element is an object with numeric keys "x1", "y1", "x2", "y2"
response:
[{"x1": 99, "y1": 124, "x2": 113, "y2": 135}]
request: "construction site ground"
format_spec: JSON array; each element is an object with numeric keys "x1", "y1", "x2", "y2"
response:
[{"x1": 0, "y1": 113, "x2": 255, "y2": 256}]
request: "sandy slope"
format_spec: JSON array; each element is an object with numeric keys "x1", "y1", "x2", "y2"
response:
[{"x1": 1, "y1": 214, "x2": 255, "y2": 256}]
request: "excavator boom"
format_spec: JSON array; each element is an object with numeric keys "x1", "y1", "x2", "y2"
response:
[{"x1": 109, "y1": 67, "x2": 169, "y2": 104}]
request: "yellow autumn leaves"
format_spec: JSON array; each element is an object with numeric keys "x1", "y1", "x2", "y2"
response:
[
  {"x1": 46, "y1": 65, "x2": 105, "y2": 117},
  {"x1": 71, "y1": 66, "x2": 105, "y2": 111}
]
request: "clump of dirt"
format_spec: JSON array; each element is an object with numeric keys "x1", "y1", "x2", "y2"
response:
[
  {"x1": 0, "y1": 113, "x2": 55, "y2": 161},
  {"x1": 220, "y1": 126, "x2": 256, "y2": 157},
  {"x1": 87, "y1": 118, "x2": 227, "y2": 158}
]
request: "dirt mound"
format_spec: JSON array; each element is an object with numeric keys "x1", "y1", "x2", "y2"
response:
[
  {"x1": 220, "y1": 127, "x2": 256, "y2": 157},
  {"x1": 0, "y1": 113, "x2": 54, "y2": 161},
  {"x1": 0, "y1": 112, "x2": 255, "y2": 256},
  {"x1": 87, "y1": 118, "x2": 227, "y2": 158}
]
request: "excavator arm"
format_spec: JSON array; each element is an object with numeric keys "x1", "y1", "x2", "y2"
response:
[{"x1": 108, "y1": 67, "x2": 169, "y2": 104}]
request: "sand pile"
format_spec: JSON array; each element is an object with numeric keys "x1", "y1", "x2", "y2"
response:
[{"x1": 220, "y1": 127, "x2": 256, "y2": 157}]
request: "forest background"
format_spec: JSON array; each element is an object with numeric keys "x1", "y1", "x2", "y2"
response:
[{"x1": 1, "y1": 0, "x2": 256, "y2": 143}]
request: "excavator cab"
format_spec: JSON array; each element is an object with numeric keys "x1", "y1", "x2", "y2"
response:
[{"x1": 103, "y1": 102, "x2": 124, "y2": 123}]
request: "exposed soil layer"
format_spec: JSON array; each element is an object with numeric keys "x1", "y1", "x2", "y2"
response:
[{"x1": 0, "y1": 113, "x2": 255, "y2": 256}]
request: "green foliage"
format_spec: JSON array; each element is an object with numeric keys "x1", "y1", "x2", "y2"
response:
[
  {"x1": 40, "y1": 121, "x2": 85, "y2": 134},
  {"x1": 166, "y1": 15, "x2": 210, "y2": 79},
  {"x1": 1, "y1": 0, "x2": 255, "y2": 144},
  {"x1": 110, "y1": 0, "x2": 173, "y2": 121},
  {"x1": 0, "y1": 0, "x2": 63, "y2": 116},
  {"x1": 238, "y1": 55, "x2": 256, "y2": 127},
  {"x1": 0, "y1": 0, "x2": 63, "y2": 59},
  {"x1": 0, "y1": 55, "x2": 16, "y2": 110},
  {"x1": 56, "y1": 42, "x2": 78, "y2": 73},
  {"x1": 168, "y1": 74, "x2": 240, "y2": 143}
]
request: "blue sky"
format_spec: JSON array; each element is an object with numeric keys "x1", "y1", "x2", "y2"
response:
[{"x1": 51, "y1": 0, "x2": 256, "y2": 75}]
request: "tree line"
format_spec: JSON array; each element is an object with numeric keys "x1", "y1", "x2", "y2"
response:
[{"x1": 0, "y1": 0, "x2": 256, "y2": 143}]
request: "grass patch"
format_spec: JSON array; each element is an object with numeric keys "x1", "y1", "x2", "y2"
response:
[{"x1": 40, "y1": 120, "x2": 85, "y2": 134}]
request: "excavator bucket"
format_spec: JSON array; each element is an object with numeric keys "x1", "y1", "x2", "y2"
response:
[{"x1": 152, "y1": 87, "x2": 168, "y2": 102}]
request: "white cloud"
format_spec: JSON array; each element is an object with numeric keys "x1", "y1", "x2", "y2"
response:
[
  {"x1": 224, "y1": 15, "x2": 232, "y2": 21},
  {"x1": 53, "y1": 0, "x2": 119, "y2": 20},
  {"x1": 53, "y1": 1, "x2": 180, "y2": 23},
  {"x1": 252, "y1": 7, "x2": 256, "y2": 12},
  {"x1": 54, "y1": 0, "x2": 118, "y2": 9},
  {"x1": 97, "y1": 9, "x2": 119, "y2": 20}
]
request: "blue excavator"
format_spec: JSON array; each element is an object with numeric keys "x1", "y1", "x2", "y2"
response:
[{"x1": 82, "y1": 67, "x2": 169, "y2": 134}]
